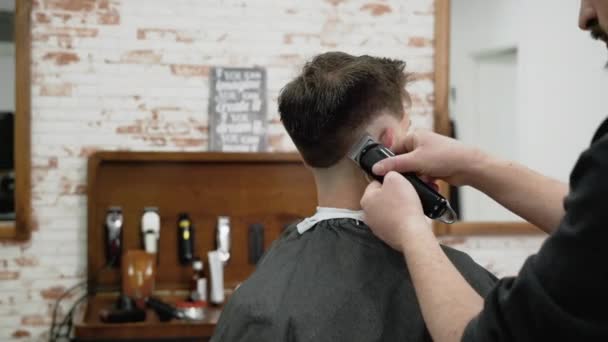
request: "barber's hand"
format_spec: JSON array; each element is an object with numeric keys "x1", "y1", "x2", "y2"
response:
[
  {"x1": 361, "y1": 172, "x2": 430, "y2": 251},
  {"x1": 377, "y1": 129, "x2": 485, "y2": 186}
]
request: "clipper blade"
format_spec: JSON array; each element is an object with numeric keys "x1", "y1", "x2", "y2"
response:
[
  {"x1": 347, "y1": 133, "x2": 377, "y2": 164},
  {"x1": 437, "y1": 202, "x2": 457, "y2": 224}
]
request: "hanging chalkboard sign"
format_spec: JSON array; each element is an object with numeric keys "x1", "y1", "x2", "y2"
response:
[{"x1": 208, "y1": 67, "x2": 267, "y2": 152}]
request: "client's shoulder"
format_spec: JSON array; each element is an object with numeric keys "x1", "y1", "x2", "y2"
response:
[
  {"x1": 440, "y1": 244, "x2": 478, "y2": 265},
  {"x1": 440, "y1": 244, "x2": 498, "y2": 296}
]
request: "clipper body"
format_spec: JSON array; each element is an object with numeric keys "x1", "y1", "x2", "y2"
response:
[{"x1": 349, "y1": 134, "x2": 457, "y2": 224}]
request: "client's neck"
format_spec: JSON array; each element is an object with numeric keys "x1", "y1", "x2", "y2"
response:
[{"x1": 311, "y1": 158, "x2": 369, "y2": 211}]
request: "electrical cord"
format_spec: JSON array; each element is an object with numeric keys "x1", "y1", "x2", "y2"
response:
[
  {"x1": 49, "y1": 257, "x2": 117, "y2": 342},
  {"x1": 49, "y1": 281, "x2": 86, "y2": 342},
  {"x1": 50, "y1": 293, "x2": 88, "y2": 342}
]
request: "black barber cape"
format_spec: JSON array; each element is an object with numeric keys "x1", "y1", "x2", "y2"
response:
[
  {"x1": 463, "y1": 118, "x2": 608, "y2": 341},
  {"x1": 212, "y1": 218, "x2": 497, "y2": 342}
]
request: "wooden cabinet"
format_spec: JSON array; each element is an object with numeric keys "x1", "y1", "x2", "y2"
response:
[{"x1": 74, "y1": 152, "x2": 317, "y2": 340}]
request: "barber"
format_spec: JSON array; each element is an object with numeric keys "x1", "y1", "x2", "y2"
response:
[{"x1": 360, "y1": 1, "x2": 608, "y2": 341}]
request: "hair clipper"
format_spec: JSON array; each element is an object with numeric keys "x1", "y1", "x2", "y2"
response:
[
  {"x1": 178, "y1": 213, "x2": 195, "y2": 265},
  {"x1": 105, "y1": 207, "x2": 123, "y2": 266},
  {"x1": 141, "y1": 208, "x2": 160, "y2": 254},
  {"x1": 348, "y1": 134, "x2": 457, "y2": 224},
  {"x1": 216, "y1": 216, "x2": 231, "y2": 264}
]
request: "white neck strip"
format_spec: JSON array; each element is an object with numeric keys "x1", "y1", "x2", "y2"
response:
[{"x1": 296, "y1": 207, "x2": 366, "y2": 234}]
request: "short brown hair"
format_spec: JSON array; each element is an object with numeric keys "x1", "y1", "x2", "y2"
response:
[{"x1": 278, "y1": 52, "x2": 410, "y2": 168}]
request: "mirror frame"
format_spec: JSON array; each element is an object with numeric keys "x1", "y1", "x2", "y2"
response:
[
  {"x1": 432, "y1": 0, "x2": 540, "y2": 235},
  {"x1": 0, "y1": 0, "x2": 31, "y2": 241}
]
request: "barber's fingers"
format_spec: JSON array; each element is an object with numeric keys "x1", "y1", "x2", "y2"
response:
[
  {"x1": 393, "y1": 130, "x2": 419, "y2": 154},
  {"x1": 372, "y1": 151, "x2": 419, "y2": 176},
  {"x1": 374, "y1": 131, "x2": 423, "y2": 175}
]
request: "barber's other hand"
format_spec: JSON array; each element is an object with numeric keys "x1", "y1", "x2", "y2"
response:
[
  {"x1": 361, "y1": 172, "x2": 429, "y2": 251},
  {"x1": 377, "y1": 129, "x2": 485, "y2": 186}
]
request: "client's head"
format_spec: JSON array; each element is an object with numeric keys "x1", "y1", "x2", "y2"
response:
[{"x1": 279, "y1": 52, "x2": 412, "y2": 170}]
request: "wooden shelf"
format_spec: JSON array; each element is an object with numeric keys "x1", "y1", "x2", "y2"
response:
[{"x1": 75, "y1": 294, "x2": 222, "y2": 341}]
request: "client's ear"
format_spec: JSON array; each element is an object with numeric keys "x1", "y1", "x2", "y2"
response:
[{"x1": 379, "y1": 128, "x2": 395, "y2": 149}]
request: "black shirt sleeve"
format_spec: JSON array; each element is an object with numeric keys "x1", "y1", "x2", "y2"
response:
[{"x1": 462, "y1": 118, "x2": 608, "y2": 341}]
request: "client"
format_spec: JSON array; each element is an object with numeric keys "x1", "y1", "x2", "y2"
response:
[{"x1": 211, "y1": 52, "x2": 497, "y2": 342}]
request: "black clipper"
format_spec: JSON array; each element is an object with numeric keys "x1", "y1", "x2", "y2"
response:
[
  {"x1": 348, "y1": 134, "x2": 457, "y2": 224},
  {"x1": 105, "y1": 206, "x2": 123, "y2": 266}
]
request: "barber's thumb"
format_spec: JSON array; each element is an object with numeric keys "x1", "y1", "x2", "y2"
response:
[
  {"x1": 365, "y1": 180, "x2": 382, "y2": 192},
  {"x1": 382, "y1": 171, "x2": 406, "y2": 187},
  {"x1": 384, "y1": 172, "x2": 417, "y2": 195},
  {"x1": 361, "y1": 180, "x2": 382, "y2": 206}
]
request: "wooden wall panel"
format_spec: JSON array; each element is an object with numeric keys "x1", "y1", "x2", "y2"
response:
[{"x1": 87, "y1": 152, "x2": 317, "y2": 291}]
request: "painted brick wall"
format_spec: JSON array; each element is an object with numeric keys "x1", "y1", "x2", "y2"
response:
[{"x1": 0, "y1": 0, "x2": 545, "y2": 340}]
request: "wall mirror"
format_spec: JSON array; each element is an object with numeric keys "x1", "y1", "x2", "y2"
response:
[
  {"x1": 0, "y1": 0, "x2": 31, "y2": 241},
  {"x1": 434, "y1": 0, "x2": 540, "y2": 235}
]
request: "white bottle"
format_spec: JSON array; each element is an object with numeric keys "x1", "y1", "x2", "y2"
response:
[
  {"x1": 190, "y1": 258, "x2": 207, "y2": 303},
  {"x1": 208, "y1": 250, "x2": 225, "y2": 305}
]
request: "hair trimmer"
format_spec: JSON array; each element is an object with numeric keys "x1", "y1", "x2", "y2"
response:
[
  {"x1": 348, "y1": 133, "x2": 457, "y2": 224},
  {"x1": 105, "y1": 207, "x2": 123, "y2": 266},
  {"x1": 141, "y1": 207, "x2": 160, "y2": 254}
]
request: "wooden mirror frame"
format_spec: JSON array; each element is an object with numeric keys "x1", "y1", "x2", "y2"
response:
[
  {"x1": 432, "y1": 0, "x2": 540, "y2": 236},
  {"x1": 0, "y1": 0, "x2": 31, "y2": 241}
]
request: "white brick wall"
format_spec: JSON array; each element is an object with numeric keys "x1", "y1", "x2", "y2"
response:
[{"x1": 0, "y1": 0, "x2": 545, "y2": 340}]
